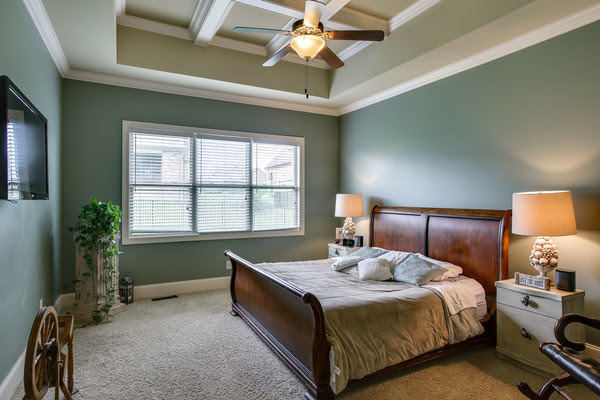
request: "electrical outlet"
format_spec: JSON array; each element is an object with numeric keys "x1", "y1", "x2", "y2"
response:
[
  {"x1": 225, "y1": 260, "x2": 232, "y2": 270},
  {"x1": 39, "y1": 298, "x2": 43, "y2": 309}
]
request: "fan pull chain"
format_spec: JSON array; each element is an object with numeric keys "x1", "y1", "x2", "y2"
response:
[{"x1": 305, "y1": 60, "x2": 309, "y2": 99}]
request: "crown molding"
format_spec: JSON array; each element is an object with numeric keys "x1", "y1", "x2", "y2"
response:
[
  {"x1": 389, "y1": 0, "x2": 442, "y2": 31},
  {"x1": 337, "y1": 41, "x2": 373, "y2": 61},
  {"x1": 64, "y1": 69, "x2": 339, "y2": 116},
  {"x1": 340, "y1": 2, "x2": 600, "y2": 115},
  {"x1": 22, "y1": 0, "x2": 69, "y2": 76}
]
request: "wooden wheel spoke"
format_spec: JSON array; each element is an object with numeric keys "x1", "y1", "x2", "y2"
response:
[{"x1": 25, "y1": 306, "x2": 59, "y2": 399}]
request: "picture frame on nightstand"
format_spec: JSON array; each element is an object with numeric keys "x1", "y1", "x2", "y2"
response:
[{"x1": 514, "y1": 272, "x2": 551, "y2": 291}]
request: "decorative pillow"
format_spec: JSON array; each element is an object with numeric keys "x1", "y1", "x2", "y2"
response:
[
  {"x1": 416, "y1": 254, "x2": 463, "y2": 281},
  {"x1": 332, "y1": 255, "x2": 362, "y2": 271},
  {"x1": 392, "y1": 254, "x2": 448, "y2": 286},
  {"x1": 351, "y1": 246, "x2": 389, "y2": 259},
  {"x1": 357, "y1": 258, "x2": 393, "y2": 281},
  {"x1": 377, "y1": 251, "x2": 411, "y2": 267}
]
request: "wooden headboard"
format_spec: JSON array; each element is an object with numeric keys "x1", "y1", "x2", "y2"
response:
[{"x1": 369, "y1": 206, "x2": 511, "y2": 295}]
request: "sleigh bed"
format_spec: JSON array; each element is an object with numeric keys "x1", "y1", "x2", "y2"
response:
[{"x1": 224, "y1": 206, "x2": 511, "y2": 399}]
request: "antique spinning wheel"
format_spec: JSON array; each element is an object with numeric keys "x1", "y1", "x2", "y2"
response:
[{"x1": 24, "y1": 306, "x2": 76, "y2": 400}]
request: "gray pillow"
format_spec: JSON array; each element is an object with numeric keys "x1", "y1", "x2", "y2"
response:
[
  {"x1": 351, "y1": 246, "x2": 389, "y2": 259},
  {"x1": 392, "y1": 254, "x2": 448, "y2": 286}
]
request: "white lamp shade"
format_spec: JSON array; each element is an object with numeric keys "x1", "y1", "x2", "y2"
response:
[
  {"x1": 512, "y1": 190, "x2": 577, "y2": 236},
  {"x1": 335, "y1": 194, "x2": 364, "y2": 218},
  {"x1": 290, "y1": 35, "x2": 325, "y2": 60}
]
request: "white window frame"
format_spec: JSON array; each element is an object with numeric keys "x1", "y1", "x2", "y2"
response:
[{"x1": 122, "y1": 120, "x2": 305, "y2": 245}]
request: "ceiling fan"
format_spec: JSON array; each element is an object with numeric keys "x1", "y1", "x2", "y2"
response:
[{"x1": 233, "y1": 0, "x2": 385, "y2": 70}]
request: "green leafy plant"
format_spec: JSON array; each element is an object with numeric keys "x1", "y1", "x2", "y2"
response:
[{"x1": 68, "y1": 198, "x2": 122, "y2": 323}]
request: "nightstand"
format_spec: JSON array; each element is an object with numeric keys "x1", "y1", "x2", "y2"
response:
[
  {"x1": 328, "y1": 243, "x2": 360, "y2": 258},
  {"x1": 495, "y1": 279, "x2": 585, "y2": 375}
]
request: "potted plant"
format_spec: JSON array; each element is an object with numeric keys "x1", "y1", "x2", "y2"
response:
[{"x1": 69, "y1": 198, "x2": 124, "y2": 323}]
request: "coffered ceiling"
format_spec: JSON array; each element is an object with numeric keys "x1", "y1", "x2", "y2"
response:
[{"x1": 28, "y1": 0, "x2": 600, "y2": 115}]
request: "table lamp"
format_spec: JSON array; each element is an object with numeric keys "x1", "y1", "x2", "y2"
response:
[
  {"x1": 512, "y1": 190, "x2": 577, "y2": 277},
  {"x1": 335, "y1": 194, "x2": 364, "y2": 241}
]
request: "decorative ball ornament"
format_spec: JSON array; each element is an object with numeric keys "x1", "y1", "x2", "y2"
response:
[
  {"x1": 341, "y1": 217, "x2": 356, "y2": 239},
  {"x1": 529, "y1": 236, "x2": 559, "y2": 277}
]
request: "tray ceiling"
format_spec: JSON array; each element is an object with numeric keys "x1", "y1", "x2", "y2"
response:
[{"x1": 32, "y1": 0, "x2": 600, "y2": 115}]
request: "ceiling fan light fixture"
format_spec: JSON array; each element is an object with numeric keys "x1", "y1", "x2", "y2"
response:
[{"x1": 290, "y1": 35, "x2": 325, "y2": 60}]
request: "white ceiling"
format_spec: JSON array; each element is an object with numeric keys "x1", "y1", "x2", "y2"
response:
[{"x1": 28, "y1": 0, "x2": 600, "y2": 115}]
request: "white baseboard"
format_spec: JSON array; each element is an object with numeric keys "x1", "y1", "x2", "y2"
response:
[
  {"x1": 134, "y1": 276, "x2": 230, "y2": 300},
  {"x1": 56, "y1": 276, "x2": 231, "y2": 311},
  {"x1": 0, "y1": 348, "x2": 25, "y2": 400}
]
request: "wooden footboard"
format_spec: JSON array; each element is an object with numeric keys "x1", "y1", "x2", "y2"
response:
[{"x1": 224, "y1": 250, "x2": 334, "y2": 400}]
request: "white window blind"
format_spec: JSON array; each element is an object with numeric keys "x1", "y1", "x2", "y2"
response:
[{"x1": 124, "y1": 122, "x2": 304, "y2": 243}]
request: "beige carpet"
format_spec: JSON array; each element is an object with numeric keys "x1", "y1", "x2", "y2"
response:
[{"x1": 11, "y1": 290, "x2": 595, "y2": 399}]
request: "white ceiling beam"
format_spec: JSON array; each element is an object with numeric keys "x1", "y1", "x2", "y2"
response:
[
  {"x1": 326, "y1": 4, "x2": 388, "y2": 33},
  {"x1": 234, "y1": 0, "x2": 305, "y2": 20},
  {"x1": 190, "y1": 0, "x2": 234, "y2": 47},
  {"x1": 119, "y1": 14, "x2": 193, "y2": 40},
  {"x1": 115, "y1": 0, "x2": 126, "y2": 23},
  {"x1": 321, "y1": 0, "x2": 350, "y2": 21}
]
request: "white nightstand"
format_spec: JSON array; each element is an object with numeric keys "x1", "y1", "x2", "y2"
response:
[
  {"x1": 495, "y1": 279, "x2": 585, "y2": 375},
  {"x1": 328, "y1": 243, "x2": 360, "y2": 258}
]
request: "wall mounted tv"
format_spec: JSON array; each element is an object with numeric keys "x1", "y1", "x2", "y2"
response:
[{"x1": 0, "y1": 76, "x2": 48, "y2": 201}]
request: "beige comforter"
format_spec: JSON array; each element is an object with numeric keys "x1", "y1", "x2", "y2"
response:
[{"x1": 258, "y1": 259, "x2": 484, "y2": 394}]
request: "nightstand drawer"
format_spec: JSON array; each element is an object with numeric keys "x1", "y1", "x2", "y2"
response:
[
  {"x1": 497, "y1": 287, "x2": 562, "y2": 319},
  {"x1": 329, "y1": 247, "x2": 344, "y2": 258},
  {"x1": 497, "y1": 304, "x2": 560, "y2": 374}
]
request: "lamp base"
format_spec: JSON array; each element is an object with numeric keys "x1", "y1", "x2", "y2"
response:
[
  {"x1": 341, "y1": 217, "x2": 355, "y2": 240},
  {"x1": 529, "y1": 236, "x2": 559, "y2": 277}
]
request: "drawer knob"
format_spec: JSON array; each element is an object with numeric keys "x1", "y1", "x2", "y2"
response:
[
  {"x1": 521, "y1": 295, "x2": 530, "y2": 307},
  {"x1": 521, "y1": 328, "x2": 531, "y2": 340},
  {"x1": 335, "y1": 249, "x2": 339, "y2": 255}
]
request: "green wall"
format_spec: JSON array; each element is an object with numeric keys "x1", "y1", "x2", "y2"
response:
[
  {"x1": 61, "y1": 80, "x2": 338, "y2": 286},
  {"x1": 339, "y1": 21, "x2": 600, "y2": 341},
  {"x1": 0, "y1": 0, "x2": 62, "y2": 387}
]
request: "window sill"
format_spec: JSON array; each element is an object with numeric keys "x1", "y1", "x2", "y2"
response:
[{"x1": 122, "y1": 228, "x2": 305, "y2": 245}]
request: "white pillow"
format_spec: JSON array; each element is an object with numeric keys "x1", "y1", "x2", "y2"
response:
[
  {"x1": 416, "y1": 254, "x2": 463, "y2": 281},
  {"x1": 377, "y1": 250, "x2": 411, "y2": 267},
  {"x1": 357, "y1": 258, "x2": 392, "y2": 281},
  {"x1": 332, "y1": 255, "x2": 362, "y2": 271}
]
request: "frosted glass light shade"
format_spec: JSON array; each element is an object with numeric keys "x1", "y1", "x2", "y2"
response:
[
  {"x1": 291, "y1": 35, "x2": 325, "y2": 60},
  {"x1": 335, "y1": 194, "x2": 364, "y2": 218},
  {"x1": 512, "y1": 191, "x2": 577, "y2": 236}
]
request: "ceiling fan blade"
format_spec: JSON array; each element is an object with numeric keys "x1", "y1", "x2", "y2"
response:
[
  {"x1": 318, "y1": 45, "x2": 344, "y2": 69},
  {"x1": 324, "y1": 30, "x2": 385, "y2": 41},
  {"x1": 304, "y1": 0, "x2": 324, "y2": 28},
  {"x1": 233, "y1": 27, "x2": 292, "y2": 35},
  {"x1": 263, "y1": 45, "x2": 293, "y2": 67}
]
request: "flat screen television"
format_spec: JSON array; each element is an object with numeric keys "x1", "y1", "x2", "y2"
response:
[{"x1": 0, "y1": 76, "x2": 48, "y2": 200}]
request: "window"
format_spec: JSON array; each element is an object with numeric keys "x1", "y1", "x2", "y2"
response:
[{"x1": 122, "y1": 121, "x2": 304, "y2": 244}]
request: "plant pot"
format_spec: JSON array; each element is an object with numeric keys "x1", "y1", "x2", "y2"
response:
[{"x1": 71, "y1": 234, "x2": 124, "y2": 323}]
